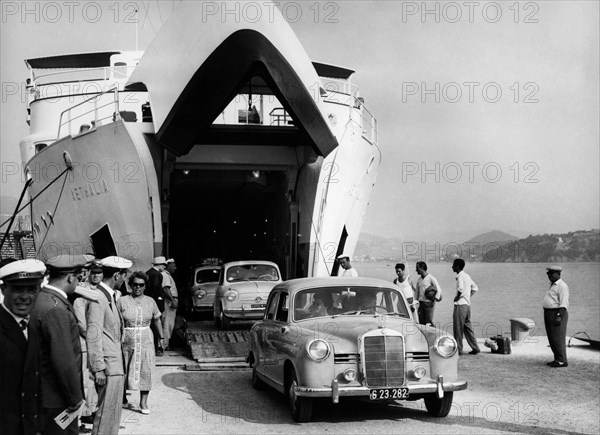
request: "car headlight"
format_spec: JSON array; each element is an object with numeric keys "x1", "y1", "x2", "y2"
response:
[
  {"x1": 225, "y1": 290, "x2": 238, "y2": 302},
  {"x1": 434, "y1": 336, "x2": 457, "y2": 358},
  {"x1": 306, "y1": 339, "x2": 331, "y2": 361},
  {"x1": 196, "y1": 290, "x2": 206, "y2": 299}
]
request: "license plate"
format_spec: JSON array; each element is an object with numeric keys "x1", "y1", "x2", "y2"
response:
[
  {"x1": 369, "y1": 388, "x2": 409, "y2": 400},
  {"x1": 250, "y1": 304, "x2": 266, "y2": 309}
]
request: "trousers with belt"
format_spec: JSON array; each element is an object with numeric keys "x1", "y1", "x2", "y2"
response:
[{"x1": 544, "y1": 308, "x2": 568, "y2": 363}]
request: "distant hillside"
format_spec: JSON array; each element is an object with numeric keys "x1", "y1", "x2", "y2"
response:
[
  {"x1": 355, "y1": 230, "x2": 599, "y2": 263},
  {"x1": 355, "y1": 230, "x2": 519, "y2": 261},
  {"x1": 464, "y1": 231, "x2": 519, "y2": 245},
  {"x1": 482, "y1": 229, "x2": 600, "y2": 262},
  {"x1": 457, "y1": 230, "x2": 519, "y2": 261}
]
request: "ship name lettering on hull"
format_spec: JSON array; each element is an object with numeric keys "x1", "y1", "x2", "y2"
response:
[{"x1": 71, "y1": 178, "x2": 109, "y2": 201}]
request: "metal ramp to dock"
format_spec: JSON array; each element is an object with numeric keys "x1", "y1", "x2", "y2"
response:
[{"x1": 185, "y1": 324, "x2": 251, "y2": 371}]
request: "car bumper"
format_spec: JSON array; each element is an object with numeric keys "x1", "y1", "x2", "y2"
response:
[
  {"x1": 294, "y1": 375, "x2": 467, "y2": 404},
  {"x1": 192, "y1": 304, "x2": 213, "y2": 311},
  {"x1": 224, "y1": 308, "x2": 265, "y2": 320}
]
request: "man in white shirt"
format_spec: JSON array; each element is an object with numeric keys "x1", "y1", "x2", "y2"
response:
[
  {"x1": 336, "y1": 254, "x2": 358, "y2": 277},
  {"x1": 393, "y1": 262, "x2": 417, "y2": 320},
  {"x1": 452, "y1": 258, "x2": 480, "y2": 355},
  {"x1": 543, "y1": 266, "x2": 569, "y2": 367},
  {"x1": 415, "y1": 261, "x2": 442, "y2": 325}
]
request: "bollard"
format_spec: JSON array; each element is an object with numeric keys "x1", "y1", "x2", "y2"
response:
[{"x1": 510, "y1": 318, "x2": 535, "y2": 343}]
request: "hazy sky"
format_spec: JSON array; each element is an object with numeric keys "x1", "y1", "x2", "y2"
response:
[{"x1": 1, "y1": 1, "x2": 598, "y2": 244}]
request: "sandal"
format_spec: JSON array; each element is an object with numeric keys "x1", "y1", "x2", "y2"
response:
[
  {"x1": 122, "y1": 402, "x2": 137, "y2": 410},
  {"x1": 140, "y1": 407, "x2": 150, "y2": 415}
]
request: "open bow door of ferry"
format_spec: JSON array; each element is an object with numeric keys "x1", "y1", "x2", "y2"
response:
[{"x1": 135, "y1": 28, "x2": 339, "y2": 280}]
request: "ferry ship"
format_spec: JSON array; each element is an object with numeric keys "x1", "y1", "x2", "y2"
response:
[{"x1": 18, "y1": 1, "x2": 380, "y2": 278}]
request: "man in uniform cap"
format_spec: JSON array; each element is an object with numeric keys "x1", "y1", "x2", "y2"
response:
[
  {"x1": 146, "y1": 256, "x2": 167, "y2": 355},
  {"x1": 80, "y1": 254, "x2": 96, "y2": 285},
  {"x1": 86, "y1": 256, "x2": 131, "y2": 435},
  {"x1": 336, "y1": 254, "x2": 359, "y2": 277},
  {"x1": 0, "y1": 259, "x2": 46, "y2": 435},
  {"x1": 29, "y1": 254, "x2": 89, "y2": 434},
  {"x1": 543, "y1": 265, "x2": 569, "y2": 367}
]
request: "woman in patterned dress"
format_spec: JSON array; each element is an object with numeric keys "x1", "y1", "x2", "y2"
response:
[{"x1": 117, "y1": 271, "x2": 164, "y2": 414}]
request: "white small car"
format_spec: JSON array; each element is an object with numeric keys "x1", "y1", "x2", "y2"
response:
[
  {"x1": 187, "y1": 263, "x2": 221, "y2": 318},
  {"x1": 213, "y1": 260, "x2": 282, "y2": 330}
]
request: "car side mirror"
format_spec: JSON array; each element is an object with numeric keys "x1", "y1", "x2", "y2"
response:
[{"x1": 281, "y1": 326, "x2": 290, "y2": 334}]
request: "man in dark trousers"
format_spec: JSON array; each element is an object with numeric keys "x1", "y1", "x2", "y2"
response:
[
  {"x1": 543, "y1": 265, "x2": 569, "y2": 367},
  {"x1": 0, "y1": 259, "x2": 46, "y2": 435},
  {"x1": 29, "y1": 254, "x2": 90, "y2": 435},
  {"x1": 146, "y1": 256, "x2": 167, "y2": 355},
  {"x1": 452, "y1": 258, "x2": 480, "y2": 355}
]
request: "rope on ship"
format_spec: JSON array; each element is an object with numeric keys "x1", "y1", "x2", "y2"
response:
[
  {"x1": 0, "y1": 152, "x2": 73, "y2": 258},
  {"x1": 35, "y1": 168, "x2": 70, "y2": 258}
]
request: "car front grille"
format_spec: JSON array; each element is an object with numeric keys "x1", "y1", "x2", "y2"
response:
[
  {"x1": 334, "y1": 353, "x2": 359, "y2": 364},
  {"x1": 363, "y1": 335, "x2": 405, "y2": 387}
]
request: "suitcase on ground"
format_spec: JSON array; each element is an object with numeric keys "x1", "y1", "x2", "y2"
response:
[{"x1": 490, "y1": 335, "x2": 512, "y2": 354}]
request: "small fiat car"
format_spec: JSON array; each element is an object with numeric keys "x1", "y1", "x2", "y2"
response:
[
  {"x1": 248, "y1": 277, "x2": 467, "y2": 422},
  {"x1": 187, "y1": 263, "x2": 222, "y2": 318},
  {"x1": 213, "y1": 260, "x2": 282, "y2": 330}
]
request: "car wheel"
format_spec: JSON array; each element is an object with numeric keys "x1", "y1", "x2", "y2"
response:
[
  {"x1": 251, "y1": 357, "x2": 265, "y2": 390},
  {"x1": 287, "y1": 368, "x2": 313, "y2": 422},
  {"x1": 220, "y1": 305, "x2": 231, "y2": 330},
  {"x1": 424, "y1": 391, "x2": 453, "y2": 417}
]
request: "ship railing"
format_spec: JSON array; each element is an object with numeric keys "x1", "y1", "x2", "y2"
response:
[
  {"x1": 28, "y1": 65, "x2": 136, "y2": 103},
  {"x1": 31, "y1": 65, "x2": 136, "y2": 85},
  {"x1": 320, "y1": 78, "x2": 360, "y2": 97},
  {"x1": 320, "y1": 78, "x2": 378, "y2": 146},
  {"x1": 57, "y1": 86, "x2": 120, "y2": 139},
  {"x1": 359, "y1": 103, "x2": 378, "y2": 145},
  {"x1": 269, "y1": 108, "x2": 294, "y2": 126}
]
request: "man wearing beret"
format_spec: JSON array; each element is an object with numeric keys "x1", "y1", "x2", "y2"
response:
[
  {"x1": 543, "y1": 266, "x2": 569, "y2": 367},
  {"x1": 86, "y1": 256, "x2": 131, "y2": 435},
  {"x1": 29, "y1": 254, "x2": 88, "y2": 434},
  {"x1": 0, "y1": 259, "x2": 46, "y2": 435}
]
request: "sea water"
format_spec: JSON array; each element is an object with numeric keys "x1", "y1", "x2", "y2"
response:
[{"x1": 355, "y1": 262, "x2": 600, "y2": 339}]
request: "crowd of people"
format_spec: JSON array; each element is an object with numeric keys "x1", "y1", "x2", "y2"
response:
[
  {"x1": 0, "y1": 254, "x2": 181, "y2": 435},
  {"x1": 338, "y1": 255, "x2": 570, "y2": 362}
]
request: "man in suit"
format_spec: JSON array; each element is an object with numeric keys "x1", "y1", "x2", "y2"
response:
[
  {"x1": 87, "y1": 256, "x2": 131, "y2": 435},
  {"x1": 146, "y1": 256, "x2": 167, "y2": 355},
  {"x1": 29, "y1": 254, "x2": 90, "y2": 435},
  {"x1": 0, "y1": 259, "x2": 46, "y2": 435}
]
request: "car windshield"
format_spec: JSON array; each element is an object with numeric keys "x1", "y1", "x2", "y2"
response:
[
  {"x1": 226, "y1": 264, "x2": 279, "y2": 282},
  {"x1": 196, "y1": 268, "x2": 220, "y2": 284},
  {"x1": 293, "y1": 286, "x2": 411, "y2": 320}
]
